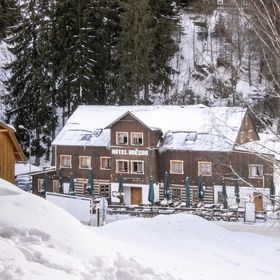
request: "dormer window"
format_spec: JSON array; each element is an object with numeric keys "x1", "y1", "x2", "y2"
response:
[
  {"x1": 116, "y1": 132, "x2": 128, "y2": 145},
  {"x1": 131, "y1": 132, "x2": 143, "y2": 146}
]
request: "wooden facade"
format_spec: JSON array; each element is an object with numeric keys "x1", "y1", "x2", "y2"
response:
[
  {"x1": 32, "y1": 107, "x2": 274, "y2": 207},
  {"x1": 109, "y1": 113, "x2": 161, "y2": 185},
  {"x1": 0, "y1": 122, "x2": 25, "y2": 183}
]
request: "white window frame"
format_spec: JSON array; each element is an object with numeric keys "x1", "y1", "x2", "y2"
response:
[
  {"x1": 131, "y1": 160, "x2": 144, "y2": 174},
  {"x1": 131, "y1": 132, "x2": 144, "y2": 146},
  {"x1": 249, "y1": 164, "x2": 263, "y2": 178},
  {"x1": 116, "y1": 132, "x2": 128, "y2": 145},
  {"x1": 79, "y1": 156, "x2": 91, "y2": 169},
  {"x1": 100, "y1": 157, "x2": 111, "y2": 170},
  {"x1": 116, "y1": 160, "x2": 129, "y2": 174},
  {"x1": 60, "y1": 155, "x2": 72, "y2": 168},
  {"x1": 38, "y1": 179, "x2": 43, "y2": 192},
  {"x1": 198, "y1": 161, "x2": 212, "y2": 176},
  {"x1": 170, "y1": 160, "x2": 184, "y2": 174}
]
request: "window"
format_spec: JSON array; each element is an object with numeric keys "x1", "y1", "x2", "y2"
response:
[
  {"x1": 60, "y1": 155, "x2": 72, "y2": 168},
  {"x1": 79, "y1": 156, "x2": 91, "y2": 169},
  {"x1": 116, "y1": 160, "x2": 129, "y2": 173},
  {"x1": 131, "y1": 132, "x2": 143, "y2": 146},
  {"x1": 249, "y1": 164, "x2": 263, "y2": 178},
  {"x1": 116, "y1": 132, "x2": 128, "y2": 145},
  {"x1": 198, "y1": 162, "x2": 212, "y2": 176},
  {"x1": 131, "y1": 161, "x2": 144, "y2": 174},
  {"x1": 172, "y1": 188, "x2": 182, "y2": 201},
  {"x1": 53, "y1": 180, "x2": 60, "y2": 193},
  {"x1": 100, "y1": 157, "x2": 111, "y2": 170},
  {"x1": 38, "y1": 179, "x2": 43, "y2": 192},
  {"x1": 99, "y1": 185, "x2": 110, "y2": 198},
  {"x1": 170, "y1": 160, "x2": 184, "y2": 174}
]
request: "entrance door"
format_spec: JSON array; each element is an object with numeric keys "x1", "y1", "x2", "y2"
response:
[
  {"x1": 131, "y1": 187, "x2": 142, "y2": 205},
  {"x1": 253, "y1": 192, "x2": 263, "y2": 211}
]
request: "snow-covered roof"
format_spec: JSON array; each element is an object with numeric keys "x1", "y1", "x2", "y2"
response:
[
  {"x1": 236, "y1": 133, "x2": 280, "y2": 160},
  {"x1": 52, "y1": 105, "x2": 246, "y2": 151},
  {"x1": 15, "y1": 162, "x2": 41, "y2": 176},
  {"x1": 159, "y1": 131, "x2": 235, "y2": 152}
]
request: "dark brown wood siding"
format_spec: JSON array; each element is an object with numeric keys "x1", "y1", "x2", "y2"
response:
[
  {"x1": 56, "y1": 145, "x2": 111, "y2": 180},
  {"x1": 110, "y1": 113, "x2": 161, "y2": 148},
  {"x1": 110, "y1": 113, "x2": 161, "y2": 184},
  {"x1": 236, "y1": 112, "x2": 259, "y2": 145},
  {"x1": 158, "y1": 149, "x2": 273, "y2": 188},
  {"x1": 32, "y1": 170, "x2": 56, "y2": 195}
]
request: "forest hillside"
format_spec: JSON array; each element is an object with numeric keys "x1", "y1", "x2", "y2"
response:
[{"x1": 0, "y1": 0, "x2": 279, "y2": 164}]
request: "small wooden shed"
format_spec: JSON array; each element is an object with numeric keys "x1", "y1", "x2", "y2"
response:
[{"x1": 0, "y1": 121, "x2": 25, "y2": 183}]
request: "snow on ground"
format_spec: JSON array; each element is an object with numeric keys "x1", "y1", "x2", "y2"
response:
[
  {"x1": 0, "y1": 179, "x2": 170, "y2": 280},
  {"x1": 1, "y1": 178, "x2": 280, "y2": 280},
  {"x1": 95, "y1": 215, "x2": 280, "y2": 280}
]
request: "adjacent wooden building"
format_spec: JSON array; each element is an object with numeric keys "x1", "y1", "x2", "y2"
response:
[
  {"x1": 0, "y1": 121, "x2": 25, "y2": 183},
  {"x1": 32, "y1": 105, "x2": 274, "y2": 209}
]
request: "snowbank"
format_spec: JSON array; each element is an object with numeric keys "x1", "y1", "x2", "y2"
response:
[
  {"x1": 1, "y1": 178, "x2": 279, "y2": 280},
  {"x1": 95, "y1": 215, "x2": 280, "y2": 280},
  {"x1": 0, "y1": 179, "x2": 173, "y2": 280}
]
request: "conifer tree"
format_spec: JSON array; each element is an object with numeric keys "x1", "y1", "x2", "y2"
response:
[
  {"x1": 4, "y1": 0, "x2": 56, "y2": 164},
  {"x1": 116, "y1": 0, "x2": 154, "y2": 104},
  {"x1": 0, "y1": 0, "x2": 19, "y2": 39},
  {"x1": 116, "y1": 0, "x2": 178, "y2": 104},
  {"x1": 86, "y1": 0, "x2": 121, "y2": 104},
  {"x1": 53, "y1": 0, "x2": 119, "y2": 120},
  {"x1": 149, "y1": 0, "x2": 178, "y2": 96}
]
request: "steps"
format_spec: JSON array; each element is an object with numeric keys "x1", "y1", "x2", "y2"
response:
[
  {"x1": 74, "y1": 182, "x2": 85, "y2": 196},
  {"x1": 203, "y1": 185, "x2": 214, "y2": 204}
]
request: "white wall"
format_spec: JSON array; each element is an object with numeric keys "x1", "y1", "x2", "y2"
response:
[
  {"x1": 46, "y1": 192, "x2": 92, "y2": 223},
  {"x1": 214, "y1": 185, "x2": 271, "y2": 208},
  {"x1": 63, "y1": 182, "x2": 69, "y2": 194}
]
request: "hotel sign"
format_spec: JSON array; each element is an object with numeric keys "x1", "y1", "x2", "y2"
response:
[{"x1": 111, "y1": 149, "x2": 149, "y2": 156}]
